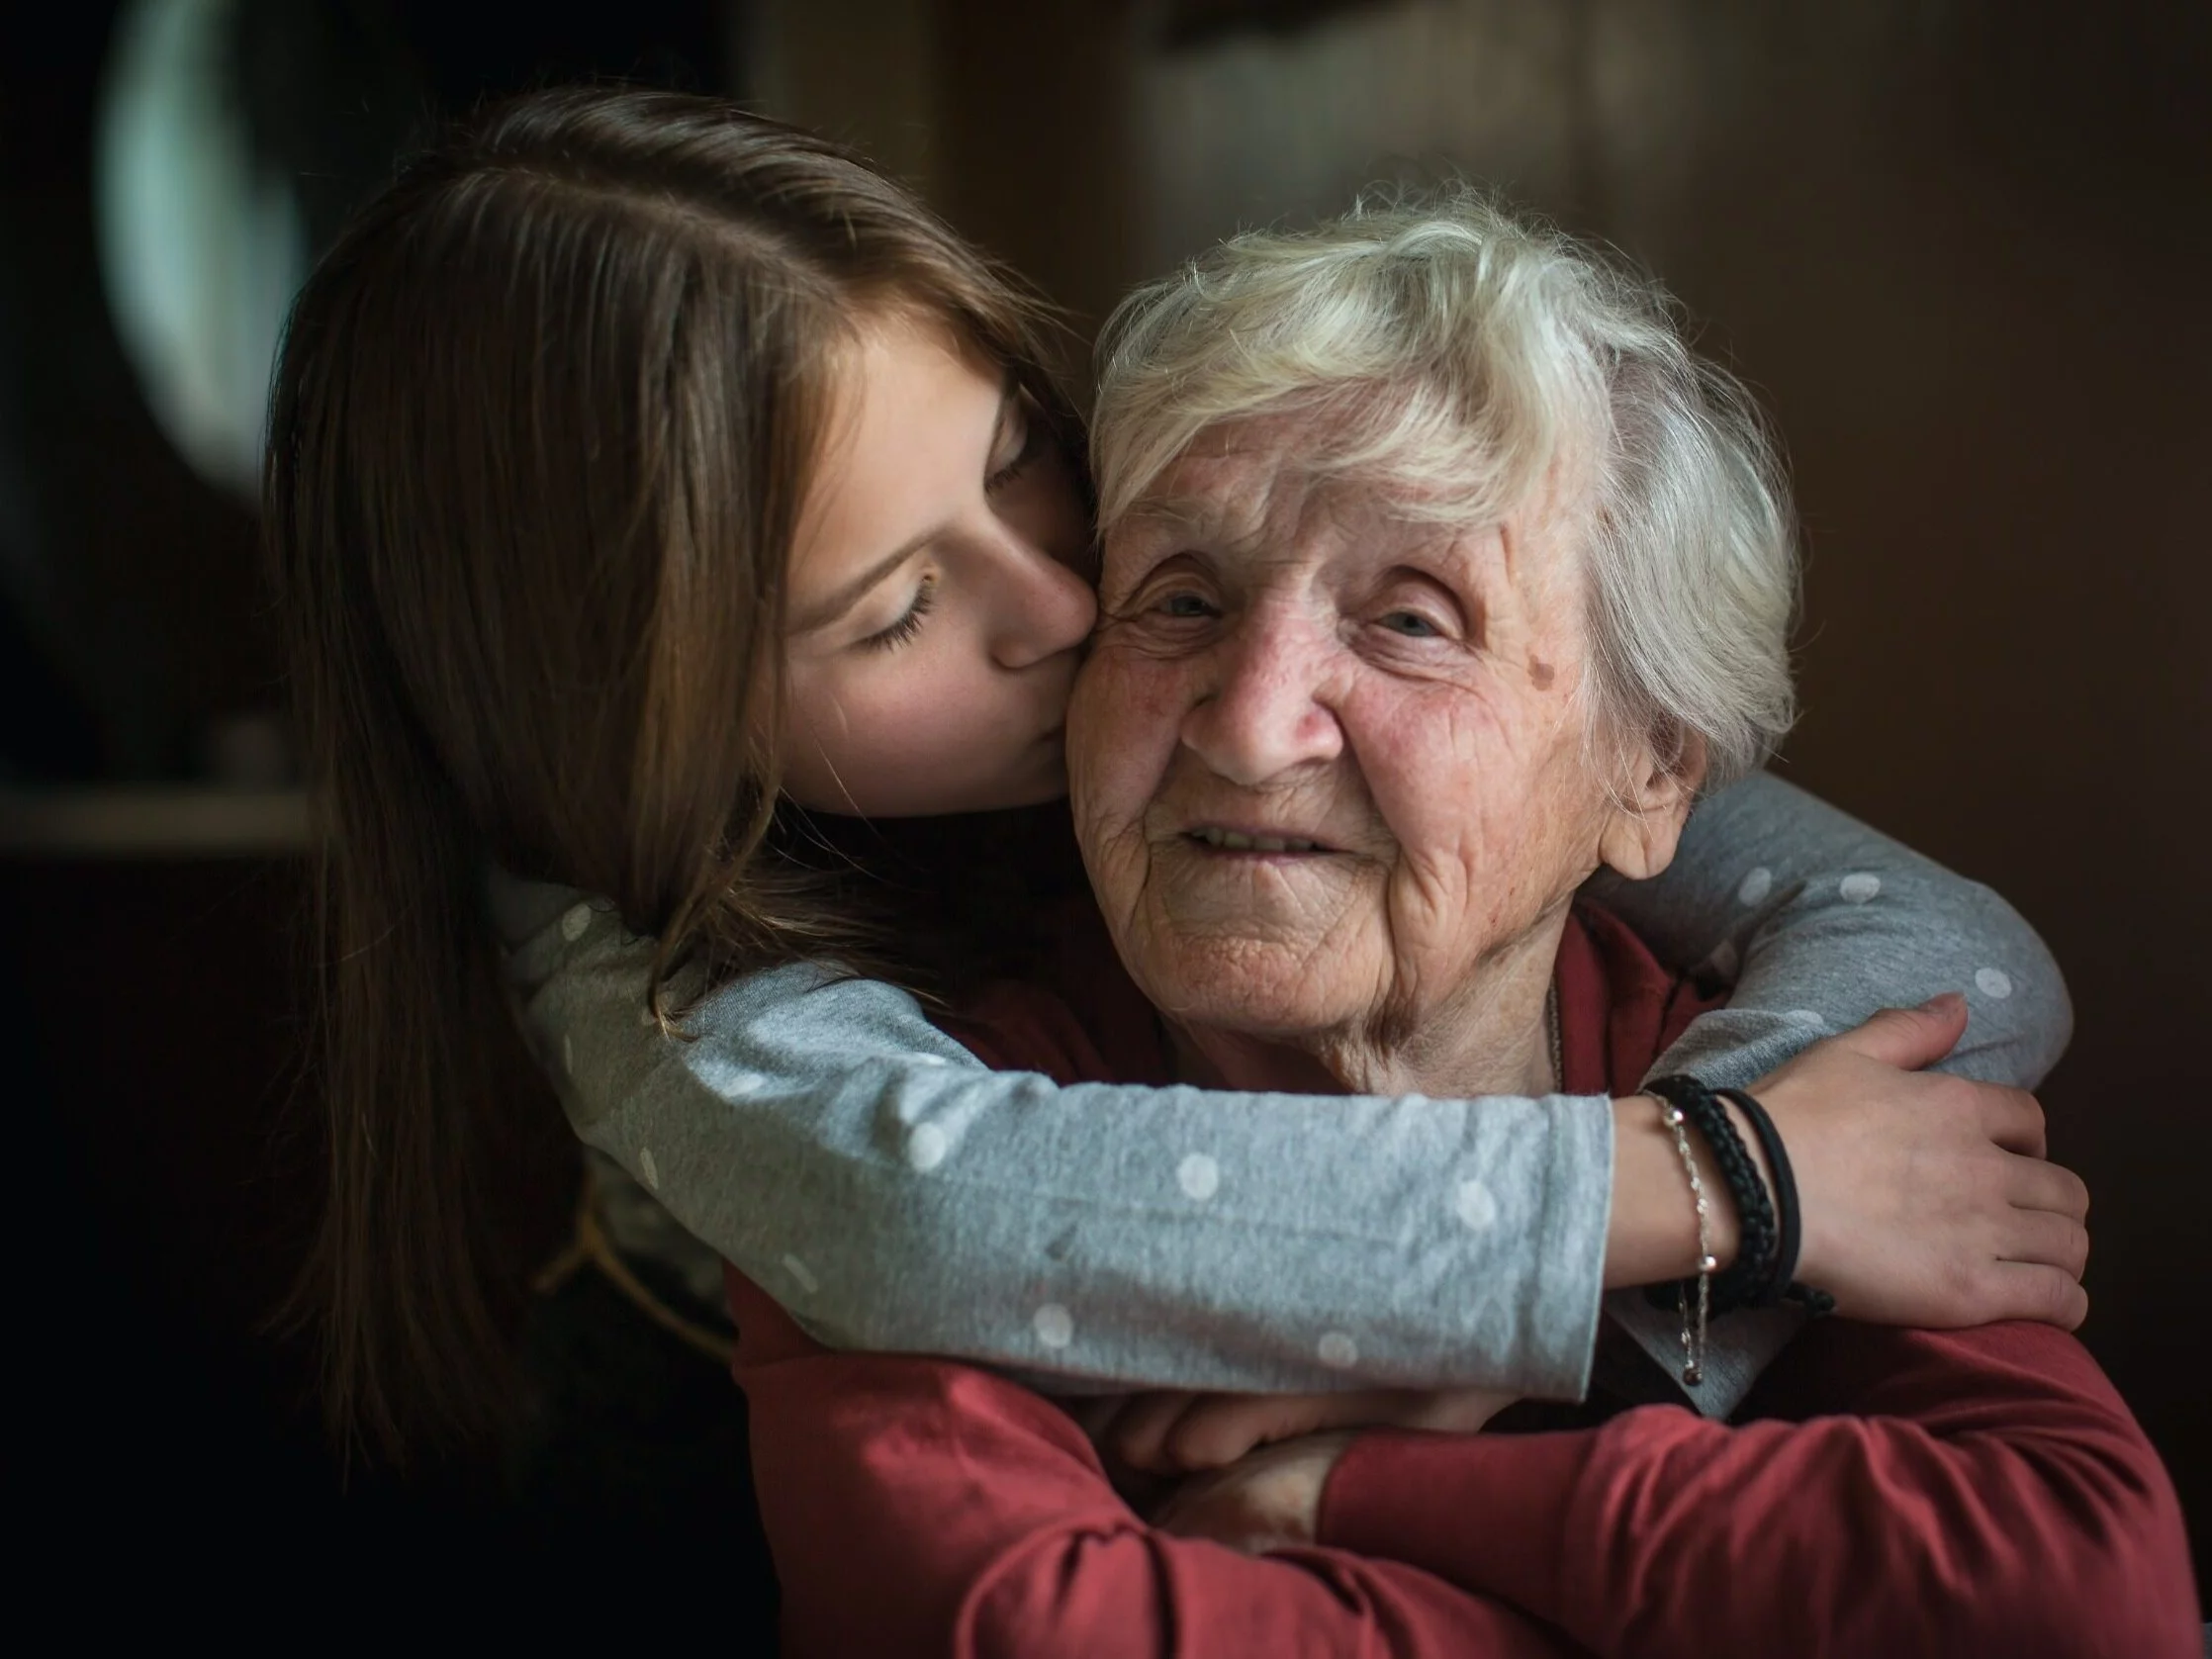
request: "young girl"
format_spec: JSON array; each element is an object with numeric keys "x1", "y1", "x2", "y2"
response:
[{"x1": 266, "y1": 86, "x2": 2083, "y2": 1464}]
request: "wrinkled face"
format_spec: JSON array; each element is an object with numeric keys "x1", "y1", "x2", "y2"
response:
[
  {"x1": 1069, "y1": 415, "x2": 1663, "y2": 1061},
  {"x1": 772, "y1": 312, "x2": 1096, "y2": 816}
]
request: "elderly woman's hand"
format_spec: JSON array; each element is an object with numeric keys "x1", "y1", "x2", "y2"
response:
[
  {"x1": 1087, "y1": 1385, "x2": 1519, "y2": 1477},
  {"x1": 1746, "y1": 992, "x2": 2092, "y2": 1329},
  {"x1": 1152, "y1": 1431, "x2": 1360, "y2": 1555}
]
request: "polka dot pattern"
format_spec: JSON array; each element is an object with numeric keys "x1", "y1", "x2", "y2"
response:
[
  {"x1": 1975, "y1": 967, "x2": 2014, "y2": 999},
  {"x1": 1317, "y1": 1332, "x2": 1358, "y2": 1369},
  {"x1": 782, "y1": 1253, "x2": 819, "y2": 1294},
  {"x1": 1177, "y1": 1152, "x2": 1221, "y2": 1201},
  {"x1": 1839, "y1": 873, "x2": 1882, "y2": 904},
  {"x1": 560, "y1": 902, "x2": 592, "y2": 943},
  {"x1": 638, "y1": 1146, "x2": 660, "y2": 1190},
  {"x1": 906, "y1": 1123, "x2": 950, "y2": 1172},
  {"x1": 561, "y1": 1034, "x2": 575, "y2": 1076},
  {"x1": 1034, "y1": 1304, "x2": 1074, "y2": 1348},
  {"x1": 1786, "y1": 1009, "x2": 1827, "y2": 1029},
  {"x1": 1736, "y1": 867, "x2": 1774, "y2": 906},
  {"x1": 1455, "y1": 1176, "x2": 1499, "y2": 1231}
]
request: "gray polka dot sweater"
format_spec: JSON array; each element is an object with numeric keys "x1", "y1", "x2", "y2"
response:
[{"x1": 492, "y1": 773, "x2": 2070, "y2": 1417}]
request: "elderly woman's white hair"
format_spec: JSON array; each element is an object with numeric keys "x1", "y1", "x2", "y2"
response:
[{"x1": 1092, "y1": 187, "x2": 1798, "y2": 790}]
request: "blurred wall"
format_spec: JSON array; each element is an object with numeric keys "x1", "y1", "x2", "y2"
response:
[{"x1": 758, "y1": 0, "x2": 2212, "y2": 1584}]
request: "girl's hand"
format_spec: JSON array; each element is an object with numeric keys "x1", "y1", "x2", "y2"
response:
[
  {"x1": 1751, "y1": 992, "x2": 2091, "y2": 1329},
  {"x1": 1086, "y1": 1385, "x2": 1518, "y2": 1476},
  {"x1": 1152, "y1": 1431, "x2": 1358, "y2": 1554}
]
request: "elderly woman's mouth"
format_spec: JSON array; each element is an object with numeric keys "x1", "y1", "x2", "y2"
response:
[{"x1": 1183, "y1": 825, "x2": 1337, "y2": 856}]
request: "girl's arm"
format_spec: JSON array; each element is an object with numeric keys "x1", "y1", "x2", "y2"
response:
[
  {"x1": 1589, "y1": 770, "x2": 2074, "y2": 1414},
  {"x1": 502, "y1": 878, "x2": 1614, "y2": 1399},
  {"x1": 493, "y1": 774, "x2": 2072, "y2": 1402},
  {"x1": 1590, "y1": 770, "x2": 2071, "y2": 1089}
]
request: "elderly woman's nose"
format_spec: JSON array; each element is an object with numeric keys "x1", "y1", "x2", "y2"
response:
[
  {"x1": 988, "y1": 537, "x2": 1099, "y2": 669},
  {"x1": 1179, "y1": 616, "x2": 1344, "y2": 785}
]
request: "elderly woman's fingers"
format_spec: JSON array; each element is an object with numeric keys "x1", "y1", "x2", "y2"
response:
[
  {"x1": 1152, "y1": 1431, "x2": 1356, "y2": 1554},
  {"x1": 1096, "y1": 1390, "x2": 1203, "y2": 1471},
  {"x1": 1162, "y1": 1393, "x2": 1369, "y2": 1472}
]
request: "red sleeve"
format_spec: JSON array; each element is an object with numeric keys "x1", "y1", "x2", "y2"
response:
[
  {"x1": 1320, "y1": 1320, "x2": 2202, "y2": 1659},
  {"x1": 726, "y1": 1268, "x2": 1585, "y2": 1659}
]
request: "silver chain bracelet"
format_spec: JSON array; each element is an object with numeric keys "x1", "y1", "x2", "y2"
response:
[{"x1": 1656, "y1": 1097, "x2": 1715, "y2": 1386}]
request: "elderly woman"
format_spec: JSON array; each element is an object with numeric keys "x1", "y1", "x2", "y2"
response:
[{"x1": 725, "y1": 194, "x2": 2199, "y2": 1657}]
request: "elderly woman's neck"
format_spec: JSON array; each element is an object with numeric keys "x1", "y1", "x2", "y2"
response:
[{"x1": 1167, "y1": 923, "x2": 1566, "y2": 1102}]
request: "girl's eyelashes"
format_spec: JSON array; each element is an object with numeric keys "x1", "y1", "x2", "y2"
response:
[
  {"x1": 859, "y1": 573, "x2": 938, "y2": 652},
  {"x1": 985, "y1": 401, "x2": 1047, "y2": 493}
]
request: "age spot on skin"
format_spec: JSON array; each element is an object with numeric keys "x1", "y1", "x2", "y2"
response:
[{"x1": 1527, "y1": 657, "x2": 1555, "y2": 690}]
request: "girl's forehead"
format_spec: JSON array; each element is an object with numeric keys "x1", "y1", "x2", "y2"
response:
[{"x1": 792, "y1": 316, "x2": 1006, "y2": 576}]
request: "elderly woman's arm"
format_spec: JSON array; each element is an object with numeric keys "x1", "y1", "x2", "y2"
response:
[
  {"x1": 728, "y1": 1267, "x2": 1581, "y2": 1659},
  {"x1": 1314, "y1": 1319, "x2": 2200, "y2": 1659}
]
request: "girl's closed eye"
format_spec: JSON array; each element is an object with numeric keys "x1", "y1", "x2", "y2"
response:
[
  {"x1": 985, "y1": 398, "x2": 1046, "y2": 493},
  {"x1": 861, "y1": 573, "x2": 938, "y2": 651}
]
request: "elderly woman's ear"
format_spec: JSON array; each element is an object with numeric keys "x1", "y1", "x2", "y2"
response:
[{"x1": 1598, "y1": 727, "x2": 1708, "y2": 881}]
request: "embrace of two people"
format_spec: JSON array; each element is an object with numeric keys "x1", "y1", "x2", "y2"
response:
[{"x1": 271, "y1": 88, "x2": 2198, "y2": 1655}]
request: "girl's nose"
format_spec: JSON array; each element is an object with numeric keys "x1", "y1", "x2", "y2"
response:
[{"x1": 990, "y1": 538, "x2": 1098, "y2": 670}]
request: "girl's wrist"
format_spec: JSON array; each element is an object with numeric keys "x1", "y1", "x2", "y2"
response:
[{"x1": 1605, "y1": 1093, "x2": 1745, "y2": 1287}]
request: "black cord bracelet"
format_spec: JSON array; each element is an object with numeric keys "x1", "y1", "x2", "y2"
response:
[
  {"x1": 1642, "y1": 1075, "x2": 1779, "y2": 1317},
  {"x1": 1714, "y1": 1086, "x2": 1837, "y2": 1318}
]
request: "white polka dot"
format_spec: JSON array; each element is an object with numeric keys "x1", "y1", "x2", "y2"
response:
[
  {"x1": 1317, "y1": 1331, "x2": 1359, "y2": 1369},
  {"x1": 1033, "y1": 1304, "x2": 1074, "y2": 1348},
  {"x1": 560, "y1": 902, "x2": 592, "y2": 942},
  {"x1": 560, "y1": 1034, "x2": 575, "y2": 1075},
  {"x1": 1786, "y1": 1009, "x2": 1827, "y2": 1029},
  {"x1": 1975, "y1": 967, "x2": 2014, "y2": 1000},
  {"x1": 1177, "y1": 1152, "x2": 1221, "y2": 1200},
  {"x1": 1703, "y1": 940, "x2": 1741, "y2": 982},
  {"x1": 638, "y1": 1146, "x2": 660, "y2": 1190},
  {"x1": 1454, "y1": 1176, "x2": 1499, "y2": 1231},
  {"x1": 781, "y1": 1253, "x2": 819, "y2": 1294},
  {"x1": 911, "y1": 1054, "x2": 951, "y2": 1066},
  {"x1": 906, "y1": 1123, "x2": 950, "y2": 1172},
  {"x1": 1736, "y1": 867, "x2": 1774, "y2": 906},
  {"x1": 1839, "y1": 873, "x2": 1882, "y2": 904}
]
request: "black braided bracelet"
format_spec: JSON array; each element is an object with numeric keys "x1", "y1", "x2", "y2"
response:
[
  {"x1": 1714, "y1": 1086, "x2": 1838, "y2": 1317},
  {"x1": 1642, "y1": 1074, "x2": 1779, "y2": 1316}
]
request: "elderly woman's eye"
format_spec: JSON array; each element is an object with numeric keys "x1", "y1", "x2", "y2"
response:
[
  {"x1": 1378, "y1": 609, "x2": 1445, "y2": 638},
  {"x1": 1158, "y1": 592, "x2": 1218, "y2": 619}
]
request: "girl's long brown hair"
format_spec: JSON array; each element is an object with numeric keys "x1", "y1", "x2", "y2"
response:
[{"x1": 265, "y1": 87, "x2": 1076, "y2": 1461}]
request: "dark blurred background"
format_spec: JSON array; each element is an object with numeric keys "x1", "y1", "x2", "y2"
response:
[{"x1": 3, "y1": 0, "x2": 2204, "y2": 1613}]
